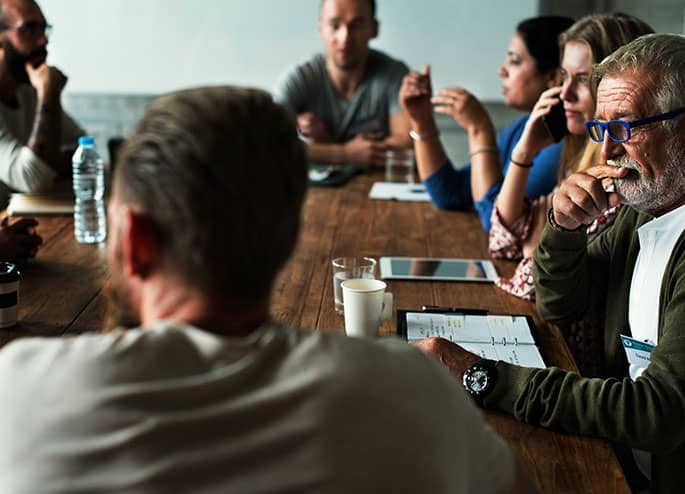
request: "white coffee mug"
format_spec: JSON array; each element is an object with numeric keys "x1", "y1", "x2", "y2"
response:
[{"x1": 341, "y1": 278, "x2": 393, "y2": 338}]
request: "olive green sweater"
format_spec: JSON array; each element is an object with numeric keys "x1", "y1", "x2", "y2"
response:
[{"x1": 483, "y1": 206, "x2": 685, "y2": 494}]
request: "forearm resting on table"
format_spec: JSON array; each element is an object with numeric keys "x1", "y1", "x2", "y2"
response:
[{"x1": 305, "y1": 142, "x2": 347, "y2": 165}]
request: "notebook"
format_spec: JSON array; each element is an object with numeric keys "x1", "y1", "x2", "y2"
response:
[
  {"x1": 7, "y1": 193, "x2": 74, "y2": 216},
  {"x1": 397, "y1": 309, "x2": 546, "y2": 368},
  {"x1": 369, "y1": 182, "x2": 431, "y2": 202}
]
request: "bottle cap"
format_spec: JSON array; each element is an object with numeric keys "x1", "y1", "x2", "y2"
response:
[
  {"x1": 78, "y1": 136, "x2": 95, "y2": 146},
  {"x1": 0, "y1": 262, "x2": 20, "y2": 283}
]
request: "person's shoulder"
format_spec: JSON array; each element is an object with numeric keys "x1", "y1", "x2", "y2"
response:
[
  {"x1": 368, "y1": 49, "x2": 409, "y2": 77},
  {"x1": 505, "y1": 114, "x2": 530, "y2": 135},
  {"x1": 0, "y1": 330, "x2": 143, "y2": 394},
  {"x1": 280, "y1": 52, "x2": 327, "y2": 81},
  {"x1": 302, "y1": 332, "x2": 467, "y2": 402}
]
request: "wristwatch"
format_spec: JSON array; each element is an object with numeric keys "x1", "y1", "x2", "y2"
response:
[{"x1": 462, "y1": 359, "x2": 498, "y2": 406}]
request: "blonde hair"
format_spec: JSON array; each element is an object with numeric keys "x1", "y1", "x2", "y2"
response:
[{"x1": 557, "y1": 13, "x2": 654, "y2": 180}]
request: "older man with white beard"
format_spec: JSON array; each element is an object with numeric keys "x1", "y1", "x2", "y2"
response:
[{"x1": 413, "y1": 33, "x2": 685, "y2": 494}]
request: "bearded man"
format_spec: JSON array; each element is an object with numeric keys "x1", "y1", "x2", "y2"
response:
[
  {"x1": 415, "y1": 33, "x2": 685, "y2": 494},
  {"x1": 0, "y1": 0, "x2": 83, "y2": 207}
]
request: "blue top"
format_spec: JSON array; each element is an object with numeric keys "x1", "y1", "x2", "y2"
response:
[{"x1": 422, "y1": 115, "x2": 562, "y2": 232}]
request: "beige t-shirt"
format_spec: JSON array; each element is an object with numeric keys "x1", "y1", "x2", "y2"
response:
[
  {"x1": 0, "y1": 84, "x2": 84, "y2": 206},
  {"x1": 0, "y1": 322, "x2": 514, "y2": 493}
]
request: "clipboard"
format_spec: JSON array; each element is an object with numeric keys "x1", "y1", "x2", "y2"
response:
[{"x1": 397, "y1": 308, "x2": 546, "y2": 368}]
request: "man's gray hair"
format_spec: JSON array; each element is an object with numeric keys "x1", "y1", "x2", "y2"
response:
[{"x1": 593, "y1": 33, "x2": 685, "y2": 127}]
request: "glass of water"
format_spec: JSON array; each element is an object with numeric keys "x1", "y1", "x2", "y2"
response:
[
  {"x1": 385, "y1": 148, "x2": 415, "y2": 183},
  {"x1": 331, "y1": 257, "x2": 377, "y2": 315}
]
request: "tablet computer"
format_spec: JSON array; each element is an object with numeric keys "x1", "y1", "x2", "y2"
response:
[{"x1": 379, "y1": 257, "x2": 497, "y2": 282}]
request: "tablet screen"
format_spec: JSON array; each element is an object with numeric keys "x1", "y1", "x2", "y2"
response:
[{"x1": 380, "y1": 257, "x2": 497, "y2": 282}]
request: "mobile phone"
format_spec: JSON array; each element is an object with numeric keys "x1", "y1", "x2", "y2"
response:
[{"x1": 542, "y1": 101, "x2": 568, "y2": 142}]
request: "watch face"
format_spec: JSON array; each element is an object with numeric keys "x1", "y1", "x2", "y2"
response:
[{"x1": 466, "y1": 368, "x2": 490, "y2": 393}]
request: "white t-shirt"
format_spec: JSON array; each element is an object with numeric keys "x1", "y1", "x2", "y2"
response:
[
  {"x1": 629, "y1": 203, "x2": 685, "y2": 376},
  {"x1": 0, "y1": 322, "x2": 514, "y2": 494},
  {"x1": 627, "y1": 203, "x2": 685, "y2": 480},
  {"x1": 0, "y1": 84, "x2": 84, "y2": 207}
]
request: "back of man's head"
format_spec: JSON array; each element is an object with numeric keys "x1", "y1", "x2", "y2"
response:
[
  {"x1": 593, "y1": 33, "x2": 685, "y2": 118},
  {"x1": 113, "y1": 86, "x2": 308, "y2": 301}
]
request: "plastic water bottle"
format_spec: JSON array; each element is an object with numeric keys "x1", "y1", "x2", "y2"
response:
[{"x1": 72, "y1": 136, "x2": 107, "y2": 243}]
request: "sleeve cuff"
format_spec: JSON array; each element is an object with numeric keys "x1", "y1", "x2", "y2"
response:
[{"x1": 483, "y1": 361, "x2": 538, "y2": 414}]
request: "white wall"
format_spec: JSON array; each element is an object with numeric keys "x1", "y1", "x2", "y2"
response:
[{"x1": 43, "y1": 0, "x2": 536, "y2": 100}]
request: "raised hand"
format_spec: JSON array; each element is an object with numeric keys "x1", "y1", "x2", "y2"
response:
[
  {"x1": 552, "y1": 165, "x2": 627, "y2": 230},
  {"x1": 399, "y1": 65, "x2": 434, "y2": 128},
  {"x1": 510, "y1": 86, "x2": 563, "y2": 164},
  {"x1": 431, "y1": 87, "x2": 490, "y2": 135},
  {"x1": 25, "y1": 63, "x2": 67, "y2": 100}
]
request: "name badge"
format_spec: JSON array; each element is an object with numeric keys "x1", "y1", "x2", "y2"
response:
[{"x1": 620, "y1": 335, "x2": 655, "y2": 381}]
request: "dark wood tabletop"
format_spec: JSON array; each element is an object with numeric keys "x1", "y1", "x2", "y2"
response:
[{"x1": 1, "y1": 171, "x2": 630, "y2": 493}]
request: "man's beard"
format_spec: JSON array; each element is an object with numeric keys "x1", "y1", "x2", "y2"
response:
[
  {"x1": 610, "y1": 146, "x2": 685, "y2": 214},
  {"x1": 3, "y1": 39, "x2": 47, "y2": 84},
  {"x1": 104, "y1": 249, "x2": 141, "y2": 331}
]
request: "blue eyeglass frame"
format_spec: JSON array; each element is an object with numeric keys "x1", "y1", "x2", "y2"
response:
[{"x1": 585, "y1": 106, "x2": 685, "y2": 143}]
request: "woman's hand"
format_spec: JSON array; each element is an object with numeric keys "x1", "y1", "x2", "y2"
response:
[
  {"x1": 431, "y1": 87, "x2": 491, "y2": 135},
  {"x1": 511, "y1": 86, "x2": 561, "y2": 163},
  {"x1": 399, "y1": 65, "x2": 435, "y2": 130}
]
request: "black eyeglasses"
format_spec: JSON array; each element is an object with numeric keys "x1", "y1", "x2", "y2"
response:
[
  {"x1": 1, "y1": 21, "x2": 52, "y2": 40},
  {"x1": 585, "y1": 107, "x2": 685, "y2": 143}
]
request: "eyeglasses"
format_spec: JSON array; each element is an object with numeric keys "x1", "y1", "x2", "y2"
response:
[
  {"x1": 585, "y1": 107, "x2": 685, "y2": 143},
  {"x1": 1, "y1": 21, "x2": 52, "y2": 40}
]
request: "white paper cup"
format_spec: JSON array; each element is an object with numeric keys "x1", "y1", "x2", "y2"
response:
[{"x1": 341, "y1": 278, "x2": 393, "y2": 338}]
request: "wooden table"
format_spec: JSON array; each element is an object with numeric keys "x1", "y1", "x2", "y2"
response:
[{"x1": 1, "y1": 172, "x2": 630, "y2": 493}]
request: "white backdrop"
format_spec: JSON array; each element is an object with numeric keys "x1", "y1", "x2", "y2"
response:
[{"x1": 43, "y1": 0, "x2": 537, "y2": 99}]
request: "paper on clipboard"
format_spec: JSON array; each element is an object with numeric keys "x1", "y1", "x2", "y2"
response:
[
  {"x1": 402, "y1": 311, "x2": 545, "y2": 368},
  {"x1": 369, "y1": 182, "x2": 431, "y2": 202}
]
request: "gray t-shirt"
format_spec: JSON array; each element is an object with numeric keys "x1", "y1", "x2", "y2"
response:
[
  {"x1": 0, "y1": 322, "x2": 514, "y2": 493},
  {"x1": 274, "y1": 49, "x2": 409, "y2": 142}
]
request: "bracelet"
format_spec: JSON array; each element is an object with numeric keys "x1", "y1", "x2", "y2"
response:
[
  {"x1": 510, "y1": 157, "x2": 533, "y2": 168},
  {"x1": 547, "y1": 208, "x2": 585, "y2": 233},
  {"x1": 409, "y1": 129, "x2": 440, "y2": 142},
  {"x1": 469, "y1": 146, "x2": 498, "y2": 158}
]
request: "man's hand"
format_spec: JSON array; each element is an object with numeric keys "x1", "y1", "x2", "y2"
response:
[
  {"x1": 343, "y1": 134, "x2": 387, "y2": 167},
  {"x1": 0, "y1": 217, "x2": 42, "y2": 262},
  {"x1": 25, "y1": 63, "x2": 67, "y2": 100},
  {"x1": 413, "y1": 337, "x2": 481, "y2": 380},
  {"x1": 552, "y1": 165, "x2": 627, "y2": 230},
  {"x1": 296, "y1": 112, "x2": 330, "y2": 143},
  {"x1": 399, "y1": 65, "x2": 434, "y2": 126}
]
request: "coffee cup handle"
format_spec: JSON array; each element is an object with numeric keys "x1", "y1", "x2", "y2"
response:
[{"x1": 381, "y1": 292, "x2": 393, "y2": 321}]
